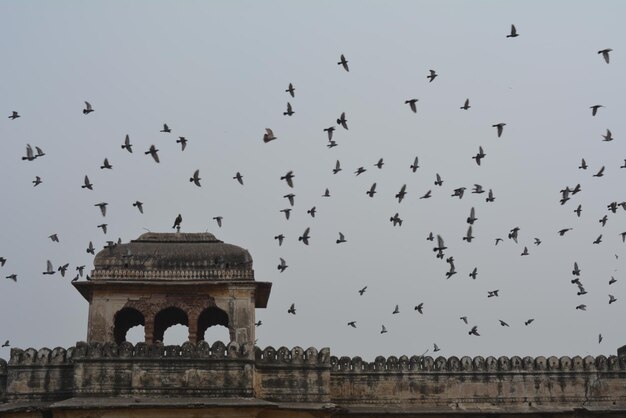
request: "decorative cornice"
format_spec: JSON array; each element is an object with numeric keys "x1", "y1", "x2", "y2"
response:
[{"x1": 91, "y1": 268, "x2": 254, "y2": 281}]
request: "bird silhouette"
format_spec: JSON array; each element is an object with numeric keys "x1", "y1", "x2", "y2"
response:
[
  {"x1": 487, "y1": 289, "x2": 499, "y2": 297},
  {"x1": 274, "y1": 234, "x2": 285, "y2": 246},
  {"x1": 9, "y1": 111, "x2": 20, "y2": 119},
  {"x1": 593, "y1": 235, "x2": 602, "y2": 244},
  {"x1": 58, "y1": 263, "x2": 69, "y2": 277},
  {"x1": 286, "y1": 83, "x2": 295, "y2": 97},
  {"x1": 460, "y1": 316, "x2": 468, "y2": 324},
  {"x1": 380, "y1": 325, "x2": 388, "y2": 334},
  {"x1": 427, "y1": 232, "x2": 434, "y2": 241},
  {"x1": 415, "y1": 303, "x2": 424, "y2": 314},
  {"x1": 366, "y1": 183, "x2": 377, "y2": 197},
  {"x1": 288, "y1": 303, "x2": 296, "y2": 314},
  {"x1": 83, "y1": 101, "x2": 94, "y2": 114},
  {"x1": 579, "y1": 158, "x2": 587, "y2": 169},
  {"x1": 433, "y1": 343, "x2": 440, "y2": 352},
  {"x1": 97, "y1": 224, "x2": 107, "y2": 234},
  {"x1": 374, "y1": 158, "x2": 384, "y2": 169},
  {"x1": 499, "y1": 320, "x2": 510, "y2": 327},
  {"x1": 462, "y1": 225, "x2": 474, "y2": 243},
  {"x1": 133, "y1": 201, "x2": 144, "y2": 214},
  {"x1": 598, "y1": 48, "x2": 612, "y2": 64},
  {"x1": 49, "y1": 234, "x2": 59, "y2": 242},
  {"x1": 284, "y1": 102, "x2": 294, "y2": 116},
  {"x1": 493, "y1": 123, "x2": 506, "y2": 138},
  {"x1": 590, "y1": 105, "x2": 604, "y2": 116},
  {"x1": 333, "y1": 160, "x2": 342, "y2": 174},
  {"x1": 298, "y1": 227, "x2": 310, "y2": 245},
  {"x1": 467, "y1": 207, "x2": 477, "y2": 225},
  {"x1": 281, "y1": 171, "x2": 294, "y2": 188},
  {"x1": 2, "y1": 340, "x2": 9, "y2": 347},
  {"x1": 576, "y1": 304, "x2": 587, "y2": 311},
  {"x1": 94, "y1": 202, "x2": 108, "y2": 217},
  {"x1": 405, "y1": 99, "x2": 418, "y2": 113},
  {"x1": 433, "y1": 235, "x2": 446, "y2": 258},
  {"x1": 213, "y1": 216, "x2": 223, "y2": 227},
  {"x1": 43, "y1": 260, "x2": 55, "y2": 275},
  {"x1": 337, "y1": 112, "x2": 348, "y2": 130},
  {"x1": 190, "y1": 169, "x2": 201, "y2": 187},
  {"x1": 160, "y1": 123, "x2": 171, "y2": 133},
  {"x1": 460, "y1": 98, "x2": 471, "y2": 110},
  {"x1": 172, "y1": 214, "x2": 182, "y2": 230},
  {"x1": 322, "y1": 188, "x2": 330, "y2": 197},
  {"x1": 525, "y1": 319, "x2": 534, "y2": 326},
  {"x1": 348, "y1": 321, "x2": 357, "y2": 328},
  {"x1": 427, "y1": 69, "x2": 438, "y2": 82},
  {"x1": 307, "y1": 206, "x2": 316, "y2": 218},
  {"x1": 469, "y1": 326, "x2": 480, "y2": 336},
  {"x1": 609, "y1": 294, "x2": 617, "y2": 304},
  {"x1": 176, "y1": 137, "x2": 188, "y2": 151},
  {"x1": 22, "y1": 144, "x2": 36, "y2": 161},
  {"x1": 601, "y1": 130, "x2": 613, "y2": 142},
  {"x1": 145, "y1": 145, "x2": 160, "y2": 163},
  {"x1": 32, "y1": 176, "x2": 42, "y2": 187},
  {"x1": 473, "y1": 146, "x2": 486, "y2": 165},
  {"x1": 338, "y1": 54, "x2": 349, "y2": 72},
  {"x1": 434, "y1": 173, "x2": 443, "y2": 186},
  {"x1": 323, "y1": 126, "x2": 335, "y2": 141},
  {"x1": 469, "y1": 267, "x2": 478, "y2": 280},
  {"x1": 420, "y1": 190, "x2": 432, "y2": 199},
  {"x1": 277, "y1": 258, "x2": 288, "y2": 272},
  {"x1": 486, "y1": 189, "x2": 495, "y2": 202},
  {"x1": 558, "y1": 228, "x2": 572, "y2": 236},
  {"x1": 0, "y1": 257, "x2": 5, "y2": 267},
  {"x1": 6, "y1": 274, "x2": 17, "y2": 282},
  {"x1": 263, "y1": 128, "x2": 276, "y2": 143},
  {"x1": 452, "y1": 187, "x2": 466, "y2": 199},
  {"x1": 86, "y1": 241, "x2": 95, "y2": 255},
  {"x1": 358, "y1": 286, "x2": 367, "y2": 295},
  {"x1": 392, "y1": 305, "x2": 400, "y2": 314},
  {"x1": 283, "y1": 194, "x2": 295, "y2": 206},
  {"x1": 506, "y1": 24, "x2": 519, "y2": 38},
  {"x1": 76, "y1": 265, "x2": 85, "y2": 277},
  {"x1": 233, "y1": 172, "x2": 244, "y2": 185},
  {"x1": 395, "y1": 184, "x2": 407, "y2": 203},
  {"x1": 521, "y1": 246, "x2": 529, "y2": 256},
  {"x1": 121, "y1": 134, "x2": 133, "y2": 153},
  {"x1": 100, "y1": 158, "x2": 112, "y2": 170},
  {"x1": 82, "y1": 175, "x2": 93, "y2": 190},
  {"x1": 390, "y1": 213, "x2": 403, "y2": 227}
]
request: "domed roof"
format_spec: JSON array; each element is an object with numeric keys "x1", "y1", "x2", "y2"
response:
[{"x1": 92, "y1": 232, "x2": 254, "y2": 281}]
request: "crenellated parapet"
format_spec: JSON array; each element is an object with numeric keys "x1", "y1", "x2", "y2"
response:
[
  {"x1": 330, "y1": 354, "x2": 626, "y2": 373},
  {"x1": 0, "y1": 359, "x2": 6, "y2": 403},
  {"x1": 72, "y1": 340, "x2": 249, "y2": 360},
  {"x1": 254, "y1": 345, "x2": 330, "y2": 367}
]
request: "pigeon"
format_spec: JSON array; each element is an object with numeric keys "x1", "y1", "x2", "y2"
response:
[
  {"x1": 327, "y1": 140, "x2": 338, "y2": 148},
  {"x1": 410, "y1": 157, "x2": 419, "y2": 172},
  {"x1": 579, "y1": 159, "x2": 587, "y2": 169},
  {"x1": 22, "y1": 144, "x2": 36, "y2": 161},
  {"x1": 355, "y1": 167, "x2": 366, "y2": 176},
  {"x1": 9, "y1": 111, "x2": 20, "y2": 120},
  {"x1": 452, "y1": 187, "x2": 466, "y2": 199},
  {"x1": 133, "y1": 201, "x2": 144, "y2": 214},
  {"x1": 522, "y1": 248, "x2": 529, "y2": 257},
  {"x1": 445, "y1": 259, "x2": 457, "y2": 278},
  {"x1": 508, "y1": 227, "x2": 520, "y2": 243},
  {"x1": 338, "y1": 54, "x2": 349, "y2": 72},
  {"x1": 97, "y1": 224, "x2": 107, "y2": 234},
  {"x1": 499, "y1": 320, "x2": 510, "y2": 327},
  {"x1": 390, "y1": 213, "x2": 403, "y2": 227},
  {"x1": 460, "y1": 98, "x2": 471, "y2": 110},
  {"x1": 43, "y1": 260, "x2": 55, "y2": 275},
  {"x1": 506, "y1": 24, "x2": 519, "y2": 38},
  {"x1": 590, "y1": 105, "x2": 604, "y2": 116},
  {"x1": 336, "y1": 232, "x2": 347, "y2": 244},
  {"x1": 473, "y1": 146, "x2": 486, "y2": 165},
  {"x1": 263, "y1": 128, "x2": 276, "y2": 143},
  {"x1": 462, "y1": 225, "x2": 474, "y2": 243},
  {"x1": 213, "y1": 216, "x2": 223, "y2": 228},
  {"x1": 337, "y1": 112, "x2": 348, "y2": 130},
  {"x1": 284, "y1": 194, "x2": 295, "y2": 206},
  {"x1": 145, "y1": 145, "x2": 160, "y2": 163},
  {"x1": 525, "y1": 319, "x2": 534, "y2": 326},
  {"x1": 415, "y1": 303, "x2": 424, "y2": 314},
  {"x1": 486, "y1": 189, "x2": 495, "y2": 202},
  {"x1": 621, "y1": 232, "x2": 626, "y2": 242},
  {"x1": 487, "y1": 289, "x2": 499, "y2": 298},
  {"x1": 286, "y1": 83, "x2": 295, "y2": 97},
  {"x1": 599, "y1": 334, "x2": 603, "y2": 344},
  {"x1": 274, "y1": 234, "x2": 285, "y2": 246},
  {"x1": 469, "y1": 326, "x2": 480, "y2": 336},
  {"x1": 609, "y1": 294, "x2": 617, "y2": 304},
  {"x1": 427, "y1": 69, "x2": 438, "y2": 82},
  {"x1": 0, "y1": 257, "x2": 5, "y2": 266},
  {"x1": 433, "y1": 235, "x2": 446, "y2": 258},
  {"x1": 469, "y1": 267, "x2": 478, "y2": 280},
  {"x1": 2, "y1": 340, "x2": 9, "y2": 347},
  {"x1": 94, "y1": 202, "x2": 108, "y2": 217},
  {"x1": 598, "y1": 48, "x2": 612, "y2": 64},
  {"x1": 76, "y1": 265, "x2": 85, "y2": 277},
  {"x1": 358, "y1": 286, "x2": 367, "y2": 295},
  {"x1": 277, "y1": 258, "x2": 288, "y2": 272},
  {"x1": 366, "y1": 183, "x2": 377, "y2": 197},
  {"x1": 86, "y1": 241, "x2": 95, "y2": 255},
  {"x1": 32, "y1": 176, "x2": 42, "y2": 187},
  {"x1": 621, "y1": 160, "x2": 626, "y2": 169},
  {"x1": 283, "y1": 102, "x2": 294, "y2": 116},
  {"x1": 83, "y1": 101, "x2": 94, "y2": 114},
  {"x1": 348, "y1": 321, "x2": 357, "y2": 328},
  {"x1": 374, "y1": 158, "x2": 384, "y2": 169},
  {"x1": 495, "y1": 238, "x2": 503, "y2": 245},
  {"x1": 574, "y1": 205, "x2": 582, "y2": 217},
  {"x1": 460, "y1": 316, "x2": 468, "y2": 324},
  {"x1": 395, "y1": 184, "x2": 407, "y2": 203},
  {"x1": 288, "y1": 303, "x2": 296, "y2": 314},
  {"x1": 160, "y1": 123, "x2": 171, "y2": 133},
  {"x1": 233, "y1": 172, "x2": 244, "y2": 185},
  {"x1": 472, "y1": 184, "x2": 485, "y2": 194},
  {"x1": 255, "y1": 320, "x2": 262, "y2": 327},
  {"x1": 534, "y1": 238, "x2": 542, "y2": 246},
  {"x1": 49, "y1": 234, "x2": 59, "y2": 243},
  {"x1": 100, "y1": 158, "x2": 113, "y2": 170},
  {"x1": 6, "y1": 274, "x2": 17, "y2": 282},
  {"x1": 333, "y1": 160, "x2": 342, "y2": 174},
  {"x1": 392, "y1": 305, "x2": 400, "y2": 314},
  {"x1": 576, "y1": 304, "x2": 587, "y2": 311},
  {"x1": 121, "y1": 134, "x2": 133, "y2": 153},
  {"x1": 190, "y1": 169, "x2": 201, "y2": 187},
  {"x1": 380, "y1": 325, "x2": 388, "y2": 334},
  {"x1": 281, "y1": 171, "x2": 294, "y2": 188},
  {"x1": 427, "y1": 232, "x2": 434, "y2": 241},
  {"x1": 82, "y1": 175, "x2": 93, "y2": 190},
  {"x1": 420, "y1": 190, "x2": 432, "y2": 199},
  {"x1": 577, "y1": 283, "x2": 587, "y2": 296},
  {"x1": 307, "y1": 207, "x2": 316, "y2": 218},
  {"x1": 405, "y1": 99, "x2": 418, "y2": 113},
  {"x1": 434, "y1": 173, "x2": 443, "y2": 186},
  {"x1": 467, "y1": 207, "x2": 477, "y2": 224},
  {"x1": 558, "y1": 228, "x2": 572, "y2": 236},
  {"x1": 322, "y1": 188, "x2": 330, "y2": 197},
  {"x1": 172, "y1": 214, "x2": 182, "y2": 230},
  {"x1": 609, "y1": 276, "x2": 617, "y2": 285},
  {"x1": 176, "y1": 136, "x2": 188, "y2": 151},
  {"x1": 58, "y1": 263, "x2": 69, "y2": 277},
  {"x1": 298, "y1": 227, "x2": 310, "y2": 245},
  {"x1": 493, "y1": 123, "x2": 506, "y2": 138},
  {"x1": 324, "y1": 126, "x2": 335, "y2": 141},
  {"x1": 593, "y1": 235, "x2": 602, "y2": 244},
  {"x1": 601, "y1": 130, "x2": 613, "y2": 142},
  {"x1": 433, "y1": 343, "x2": 440, "y2": 352}
]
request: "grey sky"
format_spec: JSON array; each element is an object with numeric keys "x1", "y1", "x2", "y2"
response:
[{"x1": 1, "y1": 1, "x2": 625, "y2": 360}]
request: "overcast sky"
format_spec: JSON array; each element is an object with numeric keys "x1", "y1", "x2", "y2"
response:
[{"x1": 1, "y1": 1, "x2": 625, "y2": 361}]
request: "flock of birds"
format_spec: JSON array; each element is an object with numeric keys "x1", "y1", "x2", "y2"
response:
[{"x1": 0, "y1": 23, "x2": 621, "y2": 354}]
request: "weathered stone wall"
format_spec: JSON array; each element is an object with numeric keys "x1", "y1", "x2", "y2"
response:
[
  {"x1": 72, "y1": 340, "x2": 254, "y2": 397},
  {"x1": 0, "y1": 358, "x2": 6, "y2": 403},
  {"x1": 254, "y1": 345, "x2": 331, "y2": 403},
  {"x1": 330, "y1": 354, "x2": 626, "y2": 408},
  {"x1": 6, "y1": 347, "x2": 75, "y2": 402}
]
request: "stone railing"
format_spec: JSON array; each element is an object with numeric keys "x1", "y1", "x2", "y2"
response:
[
  {"x1": 330, "y1": 354, "x2": 626, "y2": 373},
  {"x1": 73, "y1": 340, "x2": 249, "y2": 359},
  {"x1": 91, "y1": 268, "x2": 254, "y2": 280},
  {"x1": 254, "y1": 345, "x2": 331, "y2": 367}
]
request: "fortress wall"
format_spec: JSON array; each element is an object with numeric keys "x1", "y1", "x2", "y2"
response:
[
  {"x1": 72, "y1": 341, "x2": 254, "y2": 397},
  {"x1": 6, "y1": 347, "x2": 74, "y2": 402},
  {"x1": 0, "y1": 359, "x2": 6, "y2": 402},
  {"x1": 329, "y1": 354, "x2": 626, "y2": 407},
  {"x1": 254, "y1": 346, "x2": 331, "y2": 403}
]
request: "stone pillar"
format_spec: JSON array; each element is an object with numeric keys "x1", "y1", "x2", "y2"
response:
[
  {"x1": 144, "y1": 312, "x2": 155, "y2": 344},
  {"x1": 188, "y1": 310, "x2": 199, "y2": 343}
]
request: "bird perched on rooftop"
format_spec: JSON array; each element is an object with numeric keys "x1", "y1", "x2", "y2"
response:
[
  {"x1": 366, "y1": 183, "x2": 377, "y2": 197},
  {"x1": 133, "y1": 201, "x2": 144, "y2": 214},
  {"x1": 493, "y1": 123, "x2": 506, "y2": 138},
  {"x1": 358, "y1": 286, "x2": 367, "y2": 295},
  {"x1": 307, "y1": 206, "x2": 316, "y2": 218},
  {"x1": 506, "y1": 24, "x2": 519, "y2": 38},
  {"x1": 145, "y1": 145, "x2": 160, "y2": 163},
  {"x1": 288, "y1": 303, "x2": 296, "y2": 314},
  {"x1": 473, "y1": 146, "x2": 486, "y2": 166},
  {"x1": 213, "y1": 216, "x2": 223, "y2": 228},
  {"x1": 190, "y1": 169, "x2": 201, "y2": 187},
  {"x1": 281, "y1": 171, "x2": 294, "y2": 188},
  {"x1": 100, "y1": 158, "x2": 112, "y2": 170},
  {"x1": 598, "y1": 48, "x2": 612, "y2": 64},
  {"x1": 9, "y1": 111, "x2": 20, "y2": 119},
  {"x1": 172, "y1": 214, "x2": 182, "y2": 230},
  {"x1": 347, "y1": 321, "x2": 357, "y2": 328},
  {"x1": 286, "y1": 83, "x2": 295, "y2": 97},
  {"x1": 160, "y1": 123, "x2": 171, "y2": 133},
  {"x1": 460, "y1": 98, "x2": 470, "y2": 110},
  {"x1": 283, "y1": 102, "x2": 294, "y2": 116},
  {"x1": 83, "y1": 101, "x2": 94, "y2": 114},
  {"x1": 298, "y1": 227, "x2": 310, "y2": 245},
  {"x1": 86, "y1": 241, "x2": 95, "y2": 255},
  {"x1": 415, "y1": 303, "x2": 424, "y2": 314},
  {"x1": 338, "y1": 54, "x2": 349, "y2": 72},
  {"x1": 263, "y1": 128, "x2": 276, "y2": 143},
  {"x1": 405, "y1": 99, "x2": 418, "y2": 113},
  {"x1": 337, "y1": 112, "x2": 348, "y2": 130},
  {"x1": 233, "y1": 172, "x2": 244, "y2": 185},
  {"x1": 43, "y1": 260, "x2": 55, "y2": 275},
  {"x1": 176, "y1": 136, "x2": 188, "y2": 151},
  {"x1": 274, "y1": 234, "x2": 284, "y2": 246},
  {"x1": 590, "y1": 105, "x2": 604, "y2": 116},
  {"x1": 277, "y1": 258, "x2": 288, "y2": 273},
  {"x1": 395, "y1": 184, "x2": 407, "y2": 203},
  {"x1": 410, "y1": 157, "x2": 419, "y2": 172},
  {"x1": 336, "y1": 232, "x2": 346, "y2": 244},
  {"x1": 427, "y1": 69, "x2": 438, "y2": 82},
  {"x1": 121, "y1": 134, "x2": 133, "y2": 153}
]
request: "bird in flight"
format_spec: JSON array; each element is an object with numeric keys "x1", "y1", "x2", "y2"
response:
[
  {"x1": 94, "y1": 202, "x2": 108, "y2": 217},
  {"x1": 415, "y1": 303, "x2": 424, "y2": 314},
  {"x1": 338, "y1": 54, "x2": 349, "y2": 72},
  {"x1": 97, "y1": 224, "x2": 107, "y2": 234},
  {"x1": 410, "y1": 156, "x2": 419, "y2": 172},
  {"x1": 43, "y1": 260, "x2": 55, "y2": 275},
  {"x1": 469, "y1": 267, "x2": 478, "y2": 280},
  {"x1": 82, "y1": 175, "x2": 93, "y2": 190},
  {"x1": 499, "y1": 320, "x2": 510, "y2": 327},
  {"x1": 590, "y1": 105, "x2": 604, "y2": 116},
  {"x1": 337, "y1": 112, "x2": 348, "y2": 130},
  {"x1": 190, "y1": 169, "x2": 201, "y2": 187},
  {"x1": 467, "y1": 207, "x2": 477, "y2": 225},
  {"x1": 486, "y1": 189, "x2": 495, "y2": 202},
  {"x1": 493, "y1": 123, "x2": 506, "y2": 138},
  {"x1": 86, "y1": 241, "x2": 95, "y2": 255},
  {"x1": 598, "y1": 48, "x2": 612, "y2": 64},
  {"x1": 332, "y1": 160, "x2": 342, "y2": 175},
  {"x1": 405, "y1": 99, "x2": 418, "y2": 113},
  {"x1": 121, "y1": 134, "x2": 133, "y2": 153},
  {"x1": 286, "y1": 83, "x2": 295, "y2": 97},
  {"x1": 462, "y1": 225, "x2": 474, "y2": 243},
  {"x1": 6, "y1": 274, "x2": 17, "y2": 282},
  {"x1": 307, "y1": 206, "x2": 316, "y2": 217},
  {"x1": 348, "y1": 321, "x2": 357, "y2": 328},
  {"x1": 176, "y1": 136, "x2": 188, "y2": 151},
  {"x1": 609, "y1": 294, "x2": 617, "y2": 304},
  {"x1": 521, "y1": 246, "x2": 529, "y2": 256},
  {"x1": 366, "y1": 183, "x2": 377, "y2": 197},
  {"x1": 298, "y1": 227, "x2": 311, "y2": 245},
  {"x1": 322, "y1": 188, "x2": 330, "y2": 197},
  {"x1": 160, "y1": 123, "x2": 171, "y2": 133},
  {"x1": 420, "y1": 190, "x2": 432, "y2": 199},
  {"x1": 469, "y1": 326, "x2": 480, "y2": 336},
  {"x1": 427, "y1": 69, "x2": 438, "y2": 82},
  {"x1": 374, "y1": 158, "x2": 384, "y2": 169},
  {"x1": 433, "y1": 235, "x2": 446, "y2": 258},
  {"x1": 145, "y1": 145, "x2": 160, "y2": 163},
  {"x1": 32, "y1": 176, "x2": 42, "y2": 187},
  {"x1": 336, "y1": 232, "x2": 347, "y2": 244},
  {"x1": 274, "y1": 234, "x2": 285, "y2": 246},
  {"x1": 506, "y1": 24, "x2": 519, "y2": 38},
  {"x1": 2, "y1": 340, "x2": 9, "y2": 347},
  {"x1": 395, "y1": 184, "x2": 407, "y2": 203},
  {"x1": 263, "y1": 128, "x2": 276, "y2": 143},
  {"x1": 579, "y1": 159, "x2": 587, "y2": 170},
  {"x1": 487, "y1": 289, "x2": 499, "y2": 297},
  {"x1": 473, "y1": 146, "x2": 486, "y2": 165},
  {"x1": 9, "y1": 111, "x2": 20, "y2": 119},
  {"x1": 323, "y1": 126, "x2": 335, "y2": 141},
  {"x1": 355, "y1": 166, "x2": 366, "y2": 176},
  {"x1": 358, "y1": 286, "x2": 367, "y2": 295},
  {"x1": 22, "y1": 144, "x2": 36, "y2": 161},
  {"x1": 288, "y1": 303, "x2": 296, "y2": 314},
  {"x1": 392, "y1": 304, "x2": 400, "y2": 314},
  {"x1": 100, "y1": 158, "x2": 112, "y2": 170},
  {"x1": 133, "y1": 201, "x2": 144, "y2": 214},
  {"x1": 460, "y1": 316, "x2": 468, "y2": 324},
  {"x1": 283, "y1": 102, "x2": 294, "y2": 116},
  {"x1": 434, "y1": 173, "x2": 443, "y2": 186},
  {"x1": 49, "y1": 234, "x2": 59, "y2": 242},
  {"x1": 525, "y1": 319, "x2": 534, "y2": 326},
  {"x1": 277, "y1": 257, "x2": 288, "y2": 273},
  {"x1": 283, "y1": 194, "x2": 295, "y2": 206},
  {"x1": 601, "y1": 130, "x2": 613, "y2": 142},
  {"x1": 83, "y1": 101, "x2": 94, "y2": 114},
  {"x1": 460, "y1": 98, "x2": 470, "y2": 110},
  {"x1": 380, "y1": 325, "x2": 388, "y2": 334},
  {"x1": 213, "y1": 216, "x2": 223, "y2": 228},
  {"x1": 281, "y1": 171, "x2": 294, "y2": 188},
  {"x1": 233, "y1": 172, "x2": 244, "y2": 185},
  {"x1": 390, "y1": 213, "x2": 403, "y2": 227}
]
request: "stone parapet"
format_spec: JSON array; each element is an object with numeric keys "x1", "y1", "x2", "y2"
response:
[
  {"x1": 91, "y1": 268, "x2": 254, "y2": 281},
  {"x1": 0, "y1": 359, "x2": 6, "y2": 403}
]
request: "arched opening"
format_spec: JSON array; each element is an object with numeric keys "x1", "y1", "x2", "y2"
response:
[
  {"x1": 197, "y1": 307, "x2": 230, "y2": 343},
  {"x1": 113, "y1": 308, "x2": 145, "y2": 344},
  {"x1": 153, "y1": 307, "x2": 189, "y2": 343}
]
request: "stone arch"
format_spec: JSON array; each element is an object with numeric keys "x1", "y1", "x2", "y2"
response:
[
  {"x1": 153, "y1": 307, "x2": 189, "y2": 343},
  {"x1": 113, "y1": 308, "x2": 145, "y2": 344},
  {"x1": 197, "y1": 306, "x2": 231, "y2": 343}
]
